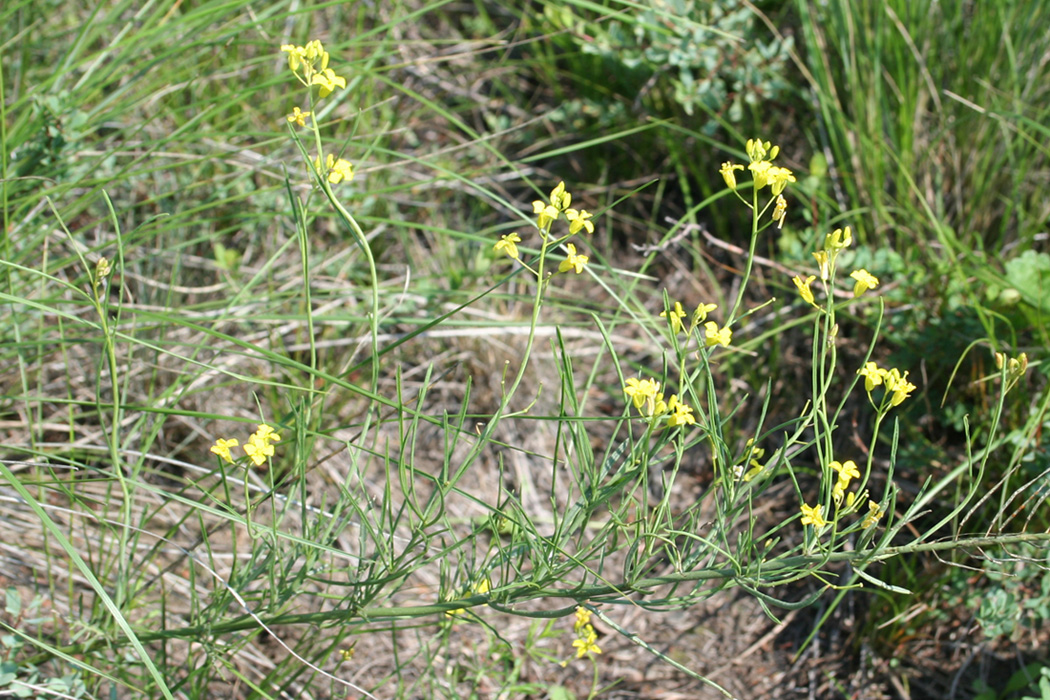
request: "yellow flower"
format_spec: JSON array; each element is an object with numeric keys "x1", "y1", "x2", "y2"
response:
[
  {"x1": 574, "y1": 606, "x2": 592, "y2": 632},
  {"x1": 829, "y1": 459, "x2": 861, "y2": 484},
  {"x1": 665, "y1": 394, "x2": 696, "y2": 428},
  {"x1": 623, "y1": 378, "x2": 659, "y2": 409},
  {"x1": 746, "y1": 138, "x2": 778, "y2": 163},
  {"x1": 850, "y1": 269, "x2": 879, "y2": 297},
  {"x1": 793, "y1": 274, "x2": 817, "y2": 307},
  {"x1": 771, "y1": 194, "x2": 787, "y2": 228},
  {"x1": 565, "y1": 208, "x2": 594, "y2": 234},
  {"x1": 532, "y1": 200, "x2": 559, "y2": 232},
  {"x1": 339, "y1": 646, "x2": 355, "y2": 661},
  {"x1": 549, "y1": 181, "x2": 571, "y2": 211},
  {"x1": 252, "y1": 423, "x2": 281, "y2": 443},
  {"x1": 311, "y1": 67, "x2": 347, "y2": 98},
  {"x1": 812, "y1": 251, "x2": 830, "y2": 281},
  {"x1": 692, "y1": 302, "x2": 717, "y2": 326},
  {"x1": 286, "y1": 106, "x2": 311, "y2": 127},
  {"x1": 861, "y1": 500, "x2": 885, "y2": 529},
  {"x1": 244, "y1": 439, "x2": 275, "y2": 467},
  {"x1": 883, "y1": 368, "x2": 916, "y2": 407},
  {"x1": 858, "y1": 362, "x2": 885, "y2": 392},
  {"x1": 768, "y1": 166, "x2": 796, "y2": 195},
  {"x1": 800, "y1": 503, "x2": 827, "y2": 528},
  {"x1": 314, "y1": 153, "x2": 354, "y2": 184},
  {"x1": 824, "y1": 226, "x2": 853, "y2": 251},
  {"x1": 719, "y1": 162, "x2": 744, "y2": 190},
  {"x1": 210, "y1": 438, "x2": 239, "y2": 464},
  {"x1": 749, "y1": 160, "x2": 773, "y2": 190},
  {"x1": 704, "y1": 321, "x2": 732, "y2": 348},
  {"x1": 558, "y1": 243, "x2": 588, "y2": 274},
  {"x1": 281, "y1": 43, "x2": 308, "y2": 71},
  {"x1": 494, "y1": 232, "x2": 521, "y2": 259},
  {"x1": 572, "y1": 625, "x2": 602, "y2": 658},
  {"x1": 660, "y1": 301, "x2": 687, "y2": 334}
]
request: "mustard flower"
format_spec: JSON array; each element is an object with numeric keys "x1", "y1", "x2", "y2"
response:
[
  {"x1": 252, "y1": 423, "x2": 281, "y2": 444},
  {"x1": 829, "y1": 459, "x2": 861, "y2": 485},
  {"x1": 281, "y1": 43, "x2": 308, "y2": 71},
  {"x1": 749, "y1": 160, "x2": 773, "y2": 190},
  {"x1": 793, "y1": 274, "x2": 817, "y2": 307},
  {"x1": 660, "y1": 301, "x2": 687, "y2": 334},
  {"x1": 720, "y1": 162, "x2": 744, "y2": 190},
  {"x1": 532, "y1": 200, "x2": 559, "y2": 232},
  {"x1": 286, "y1": 106, "x2": 311, "y2": 127},
  {"x1": 623, "y1": 378, "x2": 660, "y2": 410},
  {"x1": 565, "y1": 208, "x2": 594, "y2": 234},
  {"x1": 858, "y1": 362, "x2": 885, "y2": 392},
  {"x1": 883, "y1": 368, "x2": 916, "y2": 407},
  {"x1": 812, "y1": 251, "x2": 830, "y2": 281},
  {"x1": 850, "y1": 269, "x2": 879, "y2": 297},
  {"x1": 558, "y1": 243, "x2": 588, "y2": 274},
  {"x1": 704, "y1": 321, "x2": 732, "y2": 348},
  {"x1": 210, "y1": 438, "x2": 239, "y2": 464},
  {"x1": 549, "y1": 181, "x2": 571, "y2": 211},
  {"x1": 771, "y1": 194, "x2": 787, "y2": 228},
  {"x1": 824, "y1": 226, "x2": 853, "y2": 251},
  {"x1": 494, "y1": 232, "x2": 521, "y2": 259},
  {"x1": 572, "y1": 625, "x2": 602, "y2": 658},
  {"x1": 692, "y1": 302, "x2": 718, "y2": 326},
  {"x1": 574, "y1": 606, "x2": 592, "y2": 631},
  {"x1": 800, "y1": 503, "x2": 827, "y2": 528},
  {"x1": 768, "y1": 166, "x2": 796, "y2": 195},
  {"x1": 311, "y1": 68, "x2": 347, "y2": 97},
  {"x1": 746, "y1": 138, "x2": 778, "y2": 163},
  {"x1": 665, "y1": 394, "x2": 695, "y2": 428},
  {"x1": 314, "y1": 153, "x2": 354, "y2": 184},
  {"x1": 244, "y1": 438, "x2": 275, "y2": 467},
  {"x1": 861, "y1": 500, "x2": 885, "y2": 529},
  {"x1": 738, "y1": 439, "x2": 766, "y2": 481}
]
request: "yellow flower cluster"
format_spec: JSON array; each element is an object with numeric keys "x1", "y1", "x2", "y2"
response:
[
  {"x1": 569, "y1": 606, "x2": 602, "y2": 659},
  {"x1": 313, "y1": 153, "x2": 354, "y2": 184},
  {"x1": 858, "y1": 362, "x2": 917, "y2": 409},
  {"x1": 623, "y1": 378, "x2": 696, "y2": 429},
  {"x1": 660, "y1": 299, "x2": 718, "y2": 336},
  {"x1": 799, "y1": 502, "x2": 827, "y2": 528},
  {"x1": 209, "y1": 423, "x2": 281, "y2": 468},
  {"x1": 493, "y1": 181, "x2": 595, "y2": 276},
  {"x1": 791, "y1": 224, "x2": 882, "y2": 309},
  {"x1": 828, "y1": 459, "x2": 861, "y2": 506},
  {"x1": 733, "y1": 439, "x2": 766, "y2": 482},
  {"x1": 861, "y1": 500, "x2": 885, "y2": 529},
  {"x1": 280, "y1": 39, "x2": 347, "y2": 97}
]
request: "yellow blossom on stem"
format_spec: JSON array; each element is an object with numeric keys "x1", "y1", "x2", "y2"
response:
[
  {"x1": 311, "y1": 67, "x2": 347, "y2": 98},
  {"x1": 574, "y1": 606, "x2": 592, "y2": 632},
  {"x1": 704, "y1": 321, "x2": 732, "y2": 348},
  {"x1": 494, "y1": 232, "x2": 521, "y2": 259},
  {"x1": 660, "y1": 301, "x2": 687, "y2": 334},
  {"x1": 813, "y1": 250, "x2": 830, "y2": 281},
  {"x1": 793, "y1": 274, "x2": 817, "y2": 307},
  {"x1": 746, "y1": 138, "x2": 778, "y2": 163},
  {"x1": 549, "y1": 181, "x2": 571, "y2": 211},
  {"x1": 850, "y1": 269, "x2": 879, "y2": 296},
  {"x1": 800, "y1": 503, "x2": 828, "y2": 528},
  {"x1": 532, "y1": 200, "x2": 559, "y2": 232},
  {"x1": 286, "y1": 106, "x2": 311, "y2": 127},
  {"x1": 861, "y1": 500, "x2": 885, "y2": 529},
  {"x1": 883, "y1": 368, "x2": 917, "y2": 407},
  {"x1": 558, "y1": 243, "x2": 588, "y2": 274},
  {"x1": 749, "y1": 160, "x2": 773, "y2": 189},
  {"x1": 210, "y1": 438, "x2": 239, "y2": 464},
  {"x1": 565, "y1": 208, "x2": 594, "y2": 234},
  {"x1": 720, "y1": 162, "x2": 744, "y2": 190},
  {"x1": 624, "y1": 378, "x2": 660, "y2": 410},
  {"x1": 244, "y1": 439, "x2": 275, "y2": 467},
  {"x1": 772, "y1": 194, "x2": 787, "y2": 227},
  {"x1": 665, "y1": 394, "x2": 696, "y2": 428},
  {"x1": 692, "y1": 302, "x2": 717, "y2": 327},
  {"x1": 824, "y1": 226, "x2": 853, "y2": 251},
  {"x1": 314, "y1": 153, "x2": 354, "y2": 184},
  {"x1": 768, "y1": 166, "x2": 796, "y2": 195},
  {"x1": 858, "y1": 362, "x2": 885, "y2": 392},
  {"x1": 829, "y1": 460, "x2": 861, "y2": 485},
  {"x1": 572, "y1": 625, "x2": 602, "y2": 658}
]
